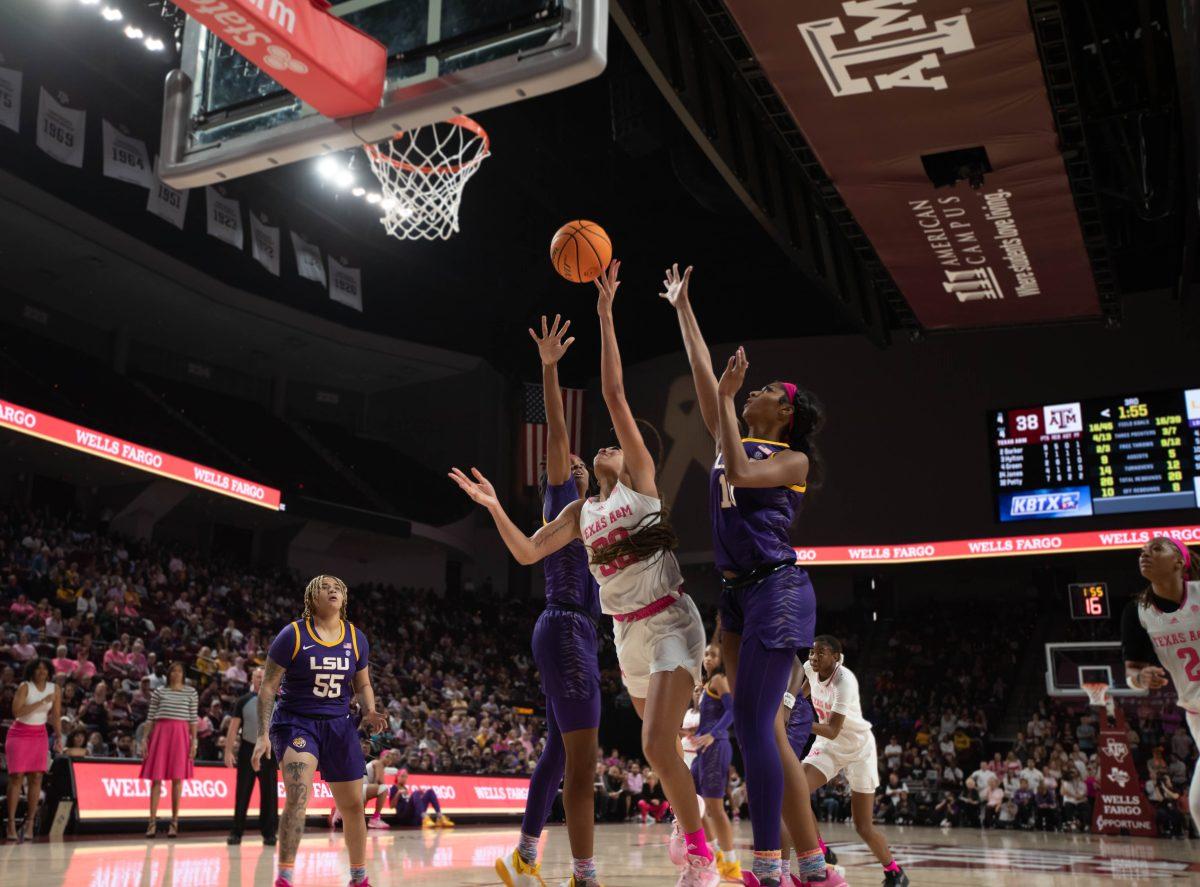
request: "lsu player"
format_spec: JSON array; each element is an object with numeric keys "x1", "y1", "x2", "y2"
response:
[
  {"x1": 802, "y1": 636, "x2": 907, "y2": 887},
  {"x1": 253, "y1": 576, "x2": 387, "y2": 887},
  {"x1": 1123, "y1": 537, "x2": 1200, "y2": 833}
]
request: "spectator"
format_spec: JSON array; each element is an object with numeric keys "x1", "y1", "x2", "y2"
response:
[
  {"x1": 138, "y1": 661, "x2": 198, "y2": 839},
  {"x1": 636, "y1": 771, "x2": 669, "y2": 823},
  {"x1": 1060, "y1": 774, "x2": 1087, "y2": 831}
]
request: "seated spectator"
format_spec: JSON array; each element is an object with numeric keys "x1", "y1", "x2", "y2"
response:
[
  {"x1": 622, "y1": 762, "x2": 644, "y2": 820},
  {"x1": 86, "y1": 730, "x2": 110, "y2": 757},
  {"x1": 1034, "y1": 782, "x2": 1059, "y2": 832},
  {"x1": 957, "y1": 778, "x2": 981, "y2": 827},
  {"x1": 8, "y1": 594, "x2": 36, "y2": 623},
  {"x1": 64, "y1": 729, "x2": 89, "y2": 759},
  {"x1": 1013, "y1": 778, "x2": 1035, "y2": 829},
  {"x1": 102, "y1": 639, "x2": 129, "y2": 679},
  {"x1": 1060, "y1": 774, "x2": 1087, "y2": 831},
  {"x1": 635, "y1": 771, "x2": 669, "y2": 823},
  {"x1": 51, "y1": 645, "x2": 75, "y2": 677},
  {"x1": 8, "y1": 629, "x2": 37, "y2": 663},
  {"x1": 223, "y1": 655, "x2": 248, "y2": 687}
]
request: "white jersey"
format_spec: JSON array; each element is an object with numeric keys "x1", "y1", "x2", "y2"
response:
[
  {"x1": 580, "y1": 482, "x2": 684, "y2": 615},
  {"x1": 803, "y1": 659, "x2": 874, "y2": 753},
  {"x1": 1137, "y1": 580, "x2": 1200, "y2": 713}
]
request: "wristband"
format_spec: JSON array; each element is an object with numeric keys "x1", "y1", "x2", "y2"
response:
[
  {"x1": 782, "y1": 692, "x2": 796, "y2": 710},
  {"x1": 1125, "y1": 670, "x2": 1144, "y2": 691}
]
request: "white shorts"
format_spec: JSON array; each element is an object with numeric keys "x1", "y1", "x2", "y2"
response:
[
  {"x1": 804, "y1": 731, "x2": 880, "y2": 794},
  {"x1": 613, "y1": 593, "x2": 705, "y2": 699}
]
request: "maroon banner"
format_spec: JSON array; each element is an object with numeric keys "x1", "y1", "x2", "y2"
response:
[
  {"x1": 723, "y1": 0, "x2": 1100, "y2": 328},
  {"x1": 1092, "y1": 712, "x2": 1157, "y2": 837}
]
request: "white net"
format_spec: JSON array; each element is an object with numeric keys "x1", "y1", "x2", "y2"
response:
[
  {"x1": 363, "y1": 116, "x2": 490, "y2": 241},
  {"x1": 1082, "y1": 682, "x2": 1111, "y2": 710}
]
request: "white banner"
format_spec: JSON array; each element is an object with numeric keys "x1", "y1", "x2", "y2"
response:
[
  {"x1": 290, "y1": 232, "x2": 326, "y2": 285},
  {"x1": 146, "y1": 156, "x2": 189, "y2": 229},
  {"x1": 35, "y1": 88, "x2": 85, "y2": 167},
  {"x1": 328, "y1": 257, "x2": 363, "y2": 312},
  {"x1": 0, "y1": 66, "x2": 22, "y2": 133},
  {"x1": 249, "y1": 214, "x2": 281, "y2": 276},
  {"x1": 101, "y1": 120, "x2": 152, "y2": 188},
  {"x1": 205, "y1": 187, "x2": 244, "y2": 249}
]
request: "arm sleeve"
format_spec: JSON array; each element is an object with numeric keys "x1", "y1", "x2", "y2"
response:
[
  {"x1": 1120, "y1": 600, "x2": 1156, "y2": 663},
  {"x1": 148, "y1": 689, "x2": 160, "y2": 721},
  {"x1": 709, "y1": 693, "x2": 734, "y2": 734},
  {"x1": 267, "y1": 624, "x2": 298, "y2": 669}
]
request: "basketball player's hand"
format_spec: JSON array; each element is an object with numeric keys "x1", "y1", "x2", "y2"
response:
[
  {"x1": 693, "y1": 733, "x2": 715, "y2": 752},
  {"x1": 251, "y1": 736, "x2": 271, "y2": 772},
  {"x1": 529, "y1": 314, "x2": 575, "y2": 366},
  {"x1": 362, "y1": 709, "x2": 388, "y2": 735},
  {"x1": 658, "y1": 263, "x2": 693, "y2": 309},
  {"x1": 594, "y1": 259, "x2": 621, "y2": 316},
  {"x1": 1138, "y1": 665, "x2": 1169, "y2": 689},
  {"x1": 717, "y1": 346, "x2": 749, "y2": 398},
  {"x1": 448, "y1": 467, "x2": 499, "y2": 510}
]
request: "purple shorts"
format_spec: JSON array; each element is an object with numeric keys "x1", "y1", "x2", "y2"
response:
[
  {"x1": 719, "y1": 565, "x2": 815, "y2": 651},
  {"x1": 690, "y1": 737, "x2": 732, "y2": 799},
  {"x1": 786, "y1": 695, "x2": 814, "y2": 761},
  {"x1": 269, "y1": 709, "x2": 364, "y2": 784},
  {"x1": 532, "y1": 607, "x2": 601, "y2": 701}
]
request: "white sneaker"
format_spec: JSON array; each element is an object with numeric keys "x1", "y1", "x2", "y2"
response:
[
  {"x1": 495, "y1": 849, "x2": 547, "y2": 887},
  {"x1": 675, "y1": 854, "x2": 719, "y2": 887},
  {"x1": 668, "y1": 822, "x2": 688, "y2": 867},
  {"x1": 366, "y1": 816, "x2": 390, "y2": 829}
]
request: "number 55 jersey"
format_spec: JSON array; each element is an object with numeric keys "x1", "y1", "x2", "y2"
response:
[{"x1": 267, "y1": 619, "x2": 368, "y2": 717}]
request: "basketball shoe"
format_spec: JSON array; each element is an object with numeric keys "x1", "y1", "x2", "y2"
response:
[
  {"x1": 495, "y1": 848, "x2": 548, "y2": 887},
  {"x1": 677, "y1": 853, "x2": 720, "y2": 887}
]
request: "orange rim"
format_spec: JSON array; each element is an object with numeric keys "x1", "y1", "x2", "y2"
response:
[{"x1": 364, "y1": 115, "x2": 490, "y2": 176}]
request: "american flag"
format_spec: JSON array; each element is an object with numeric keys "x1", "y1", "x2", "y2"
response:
[{"x1": 520, "y1": 383, "x2": 585, "y2": 486}]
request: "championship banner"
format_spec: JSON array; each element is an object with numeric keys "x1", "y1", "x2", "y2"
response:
[
  {"x1": 70, "y1": 760, "x2": 530, "y2": 820},
  {"x1": 101, "y1": 120, "x2": 153, "y2": 189},
  {"x1": 328, "y1": 256, "x2": 363, "y2": 311},
  {"x1": 35, "y1": 88, "x2": 85, "y2": 167},
  {"x1": 206, "y1": 187, "x2": 245, "y2": 248},
  {"x1": 0, "y1": 398, "x2": 282, "y2": 510},
  {"x1": 1092, "y1": 716, "x2": 1156, "y2": 836},
  {"x1": 147, "y1": 155, "x2": 189, "y2": 229},
  {"x1": 722, "y1": 0, "x2": 1100, "y2": 328},
  {"x1": 794, "y1": 524, "x2": 1200, "y2": 565},
  {"x1": 0, "y1": 65, "x2": 22, "y2": 133},
  {"x1": 250, "y1": 213, "x2": 282, "y2": 277},
  {"x1": 291, "y1": 231, "x2": 326, "y2": 285}
]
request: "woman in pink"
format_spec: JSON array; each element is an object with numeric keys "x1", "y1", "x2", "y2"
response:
[
  {"x1": 139, "y1": 661, "x2": 198, "y2": 838},
  {"x1": 5, "y1": 658, "x2": 62, "y2": 842}
]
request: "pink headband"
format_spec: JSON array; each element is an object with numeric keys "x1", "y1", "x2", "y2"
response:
[
  {"x1": 780, "y1": 382, "x2": 799, "y2": 430},
  {"x1": 1167, "y1": 538, "x2": 1192, "y2": 570}
]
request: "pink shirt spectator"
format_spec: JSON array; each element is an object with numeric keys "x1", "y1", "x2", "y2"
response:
[
  {"x1": 9, "y1": 599, "x2": 35, "y2": 622},
  {"x1": 103, "y1": 648, "x2": 128, "y2": 673},
  {"x1": 11, "y1": 641, "x2": 37, "y2": 662},
  {"x1": 52, "y1": 656, "x2": 77, "y2": 675}
]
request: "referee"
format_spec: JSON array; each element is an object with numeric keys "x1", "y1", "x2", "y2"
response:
[{"x1": 225, "y1": 667, "x2": 278, "y2": 845}]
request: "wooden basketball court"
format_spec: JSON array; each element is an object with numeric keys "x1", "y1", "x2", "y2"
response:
[{"x1": 2, "y1": 821, "x2": 1195, "y2": 885}]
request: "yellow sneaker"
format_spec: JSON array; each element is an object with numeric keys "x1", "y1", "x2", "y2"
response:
[
  {"x1": 717, "y1": 858, "x2": 743, "y2": 883},
  {"x1": 561, "y1": 878, "x2": 605, "y2": 887},
  {"x1": 495, "y1": 849, "x2": 547, "y2": 887},
  {"x1": 421, "y1": 814, "x2": 437, "y2": 829},
  {"x1": 436, "y1": 814, "x2": 455, "y2": 828}
]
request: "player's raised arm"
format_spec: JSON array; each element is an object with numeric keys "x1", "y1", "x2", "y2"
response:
[
  {"x1": 716, "y1": 347, "x2": 809, "y2": 489},
  {"x1": 530, "y1": 314, "x2": 576, "y2": 486},
  {"x1": 595, "y1": 260, "x2": 656, "y2": 495},
  {"x1": 448, "y1": 467, "x2": 583, "y2": 565},
  {"x1": 660, "y1": 264, "x2": 719, "y2": 442}
]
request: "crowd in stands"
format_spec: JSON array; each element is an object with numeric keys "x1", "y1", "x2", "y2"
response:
[{"x1": 0, "y1": 504, "x2": 620, "y2": 779}]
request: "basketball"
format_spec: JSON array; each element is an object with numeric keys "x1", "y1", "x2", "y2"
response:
[{"x1": 550, "y1": 220, "x2": 612, "y2": 283}]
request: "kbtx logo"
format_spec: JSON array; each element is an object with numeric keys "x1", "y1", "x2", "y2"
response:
[
  {"x1": 799, "y1": 1, "x2": 976, "y2": 98},
  {"x1": 1010, "y1": 492, "x2": 1081, "y2": 516}
]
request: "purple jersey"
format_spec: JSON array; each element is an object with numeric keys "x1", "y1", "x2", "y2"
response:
[
  {"x1": 697, "y1": 685, "x2": 733, "y2": 740},
  {"x1": 542, "y1": 480, "x2": 601, "y2": 619},
  {"x1": 267, "y1": 619, "x2": 367, "y2": 718},
  {"x1": 710, "y1": 438, "x2": 805, "y2": 574}
]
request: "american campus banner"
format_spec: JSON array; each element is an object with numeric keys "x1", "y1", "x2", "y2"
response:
[{"x1": 722, "y1": 0, "x2": 1100, "y2": 328}]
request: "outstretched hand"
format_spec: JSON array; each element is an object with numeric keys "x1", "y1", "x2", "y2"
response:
[
  {"x1": 1139, "y1": 665, "x2": 1170, "y2": 690},
  {"x1": 594, "y1": 259, "x2": 621, "y2": 315},
  {"x1": 448, "y1": 466, "x2": 499, "y2": 509},
  {"x1": 529, "y1": 314, "x2": 575, "y2": 366},
  {"x1": 717, "y1": 346, "x2": 749, "y2": 398},
  {"x1": 659, "y1": 263, "x2": 693, "y2": 309},
  {"x1": 361, "y1": 709, "x2": 388, "y2": 736}
]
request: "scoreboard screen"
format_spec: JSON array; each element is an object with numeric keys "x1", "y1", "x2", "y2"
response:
[
  {"x1": 1068, "y1": 583, "x2": 1110, "y2": 620},
  {"x1": 991, "y1": 387, "x2": 1200, "y2": 522}
]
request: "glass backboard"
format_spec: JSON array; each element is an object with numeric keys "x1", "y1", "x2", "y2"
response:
[
  {"x1": 1045, "y1": 641, "x2": 1145, "y2": 698},
  {"x1": 160, "y1": 0, "x2": 607, "y2": 188}
]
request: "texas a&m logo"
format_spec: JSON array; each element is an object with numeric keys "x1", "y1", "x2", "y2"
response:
[
  {"x1": 1103, "y1": 736, "x2": 1129, "y2": 764},
  {"x1": 799, "y1": 1, "x2": 975, "y2": 98}
]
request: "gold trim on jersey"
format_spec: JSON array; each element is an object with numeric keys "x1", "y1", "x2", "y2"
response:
[
  {"x1": 290, "y1": 622, "x2": 301, "y2": 660},
  {"x1": 742, "y1": 437, "x2": 789, "y2": 448},
  {"x1": 349, "y1": 623, "x2": 360, "y2": 661},
  {"x1": 305, "y1": 618, "x2": 346, "y2": 647}
]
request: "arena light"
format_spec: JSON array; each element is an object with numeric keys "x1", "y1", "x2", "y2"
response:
[
  {"x1": 144, "y1": 37, "x2": 165, "y2": 51},
  {"x1": 334, "y1": 168, "x2": 354, "y2": 189},
  {"x1": 124, "y1": 25, "x2": 144, "y2": 39},
  {"x1": 352, "y1": 186, "x2": 366, "y2": 197},
  {"x1": 317, "y1": 156, "x2": 338, "y2": 179},
  {"x1": 366, "y1": 192, "x2": 381, "y2": 204},
  {"x1": 100, "y1": 6, "x2": 122, "y2": 21},
  {"x1": 79, "y1": 0, "x2": 101, "y2": 5}
]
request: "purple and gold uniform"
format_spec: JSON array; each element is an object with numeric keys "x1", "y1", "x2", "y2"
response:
[
  {"x1": 690, "y1": 684, "x2": 734, "y2": 798},
  {"x1": 713, "y1": 438, "x2": 815, "y2": 650},
  {"x1": 786, "y1": 691, "x2": 815, "y2": 760},
  {"x1": 267, "y1": 618, "x2": 368, "y2": 783}
]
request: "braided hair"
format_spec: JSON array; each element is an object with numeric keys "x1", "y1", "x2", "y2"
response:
[
  {"x1": 784, "y1": 385, "x2": 826, "y2": 489},
  {"x1": 303, "y1": 574, "x2": 349, "y2": 621},
  {"x1": 589, "y1": 506, "x2": 679, "y2": 567}
]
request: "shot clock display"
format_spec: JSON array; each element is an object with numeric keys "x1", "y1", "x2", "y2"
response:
[
  {"x1": 991, "y1": 387, "x2": 1200, "y2": 522},
  {"x1": 1069, "y1": 583, "x2": 1110, "y2": 620}
]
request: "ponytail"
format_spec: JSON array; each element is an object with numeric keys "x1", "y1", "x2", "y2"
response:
[{"x1": 785, "y1": 386, "x2": 826, "y2": 489}]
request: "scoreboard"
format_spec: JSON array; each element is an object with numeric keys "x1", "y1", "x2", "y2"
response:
[{"x1": 991, "y1": 387, "x2": 1200, "y2": 522}]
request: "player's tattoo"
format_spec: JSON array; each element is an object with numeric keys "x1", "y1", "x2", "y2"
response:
[
  {"x1": 280, "y1": 761, "x2": 309, "y2": 862},
  {"x1": 258, "y1": 659, "x2": 283, "y2": 738}
]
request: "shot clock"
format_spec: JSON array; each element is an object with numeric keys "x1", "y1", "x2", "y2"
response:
[
  {"x1": 991, "y1": 387, "x2": 1200, "y2": 522},
  {"x1": 1068, "y1": 583, "x2": 1109, "y2": 620}
]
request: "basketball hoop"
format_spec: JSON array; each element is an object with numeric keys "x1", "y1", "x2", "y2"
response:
[
  {"x1": 1082, "y1": 681, "x2": 1110, "y2": 708},
  {"x1": 362, "y1": 116, "x2": 490, "y2": 241}
]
